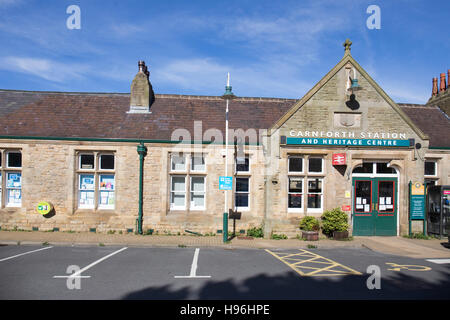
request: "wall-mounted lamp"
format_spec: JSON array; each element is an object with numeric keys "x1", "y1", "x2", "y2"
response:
[{"x1": 346, "y1": 67, "x2": 362, "y2": 95}]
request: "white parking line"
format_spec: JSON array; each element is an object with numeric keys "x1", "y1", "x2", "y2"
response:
[
  {"x1": 53, "y1": 247, "x2": 128, "y2": 279},
  {"x1": 426, "y1": 259, "x2": 450, "y2": 264},
  {"x1": 174, "y1": 248, "x2": 211, "y2": 279},
  {"x1": 0, "y1": 246, "x2": 53, "y2": 262}
]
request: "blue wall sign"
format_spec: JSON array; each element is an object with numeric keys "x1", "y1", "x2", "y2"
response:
[{"x1": 219, "y1": 176, "x2": 233, "y2": 190}]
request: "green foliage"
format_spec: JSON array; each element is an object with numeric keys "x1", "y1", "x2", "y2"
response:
[
  {"x1": 299, "y1": 216, "x2": 320, "y2": 231},
  {"x1": 321, "y1": 208, "x2": 349, "y2": 237},
  {"x1": 271, "y1": 233, "x2": 288, "y2": 240},
  {"x1": 403, "y1": 233, "x2": 430, "y2": 240},
  {"x1": 247, "y1": 226, "x2": 264, "y2": 238}
]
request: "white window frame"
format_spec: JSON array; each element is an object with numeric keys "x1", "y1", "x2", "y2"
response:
[
  {"x1": 98, "y1": 174, "x2": 115, "y2": 210},
  {"x1": 190, "y1": 176, "x2": 206, "y2": 210},
  {"x1": 288, "y1": 176, "x2": 303, "y2": 212},
  {"x1": 6, "y1": 151, "x2": 22, "y2": 169},
  {"x1": 190, "y1": 154, "x2": 206, "y2": 173},
  {"x1": 235, "y1": 156, "x2": 250, "y2": 174},
  {"x1": 307, "y1": 157, "x2": 324, "y2": 174},
  {"x1": 424, "y1": 160, "x2": 438, "y2": 178},
  {"x1": 79, "y1": 153, "x2": 96, "y2": 171},
  {"x1": 77, "y1": 152, "x2": 116, "y2": 210},
  {"x1": 170, "y1": 153, "x2": 186, "y2": 172},
  {"x1": 352, "y1": 162, "x2": 399, "y2": 178},
  {"x1": 306, "y1": 177, "x2": 323, "y2": 213},
  {"x1": 288, "y1": 156, "x2": 304, "y2": 174},
  {"x1": 99, "y1": 154, "x2": 115, "y2": 171},
  {"x1": 6, "y1": 171, "x2": 22, "y2": 207},
  {"x1": 235, "y1": 176, "x2": 250, "y2": 211},
  {"x1": 78, "y1": 173, "x2": 95, "y2": 209},
  {"x1": 170, "y1": 175, "x2": 187, "y2": 210}
]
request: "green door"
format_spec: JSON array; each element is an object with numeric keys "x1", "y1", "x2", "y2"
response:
[{"x1": 352, "y1": 177, "x2": 397, "y2": 236}]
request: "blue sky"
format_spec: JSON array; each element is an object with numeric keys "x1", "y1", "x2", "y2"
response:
[{"x1": 0, "y1": 0, "x2": 448, "y2": 103}]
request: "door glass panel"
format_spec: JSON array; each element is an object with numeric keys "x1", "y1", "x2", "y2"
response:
[
  {"x1": 378, "y1": 181, "x2": 394, "y2": 212},
  {"x1": 355, "y1": 180, "x2": 371, "y2": 213}
]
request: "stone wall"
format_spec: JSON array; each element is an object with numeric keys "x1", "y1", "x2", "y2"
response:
[{"x1": 0, "y1": 140, "x2": 266, "y2": 234}]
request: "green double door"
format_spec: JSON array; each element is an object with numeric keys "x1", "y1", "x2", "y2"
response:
[{"x1": 352, "y1": 177, "x2": 397, "y2": 236}]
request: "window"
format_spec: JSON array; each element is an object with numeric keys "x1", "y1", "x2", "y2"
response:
[
  {"x1": 235, "y1": 177, "x2": 249, "y2": 210},
  {"x1": 307, "y1": 178, "x2": 323, "y2": 211},
  {"x1": 171, "y1": 154, "x2": 186, "y2": 171},
  {"x1": 170, "y1": 176, "x2": 186, "y2": 209},
  {"x1": 236, "y1": 156, "x2": 249, "y2": 173},
  {"x1": 77, "y1": 152, "x2": 115, "y2": 210},
  {"x1": 190, "y1": 176, "x2": 205, "y2": 209},
  {"x1": 169, "y1": 153, "x2": 206, "y2": 211},
  {"x1": 191, "y1": 154, "x2": 205, "y2": 172},
  {"x1": 100, "y1": 154, "x2": 115, "y2": 170},
  {"x1": 79, "y1": 154, "x2": 95, "y2": 170},
  {"x1": 353, "y1": 162, "x2": 373, "y2": 174},
  {"x1": 288, "y1": 157, "x2": 303, "y2": 173},
  {"x1": 7, "y1": 152, "x2": 22, "y2": 168},
  {"x1": 0, "y1": 150, "x2": 22, "y2": 207},
  {"x1": 79, "y1": 174, "x2": 95, "y2": 209},
  {"x1": 424, "y1": 161, "x2": 437, "y2": 177},
  {"x1": 288, "y1": 177, "x2": 303, "y2": 210},
  {"x1": 99, "y1": 174, "x2": 115, "y2": 209},
  {"x1": 287, "y1": 155, "x2": 324, "y2": 213},
  {"x1": 308, "y1": 158, "x2": 323, "y2": 173}
]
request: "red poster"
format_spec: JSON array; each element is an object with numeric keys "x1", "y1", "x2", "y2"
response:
[{"x1": 342, "y1": 205, "x2": 351, "y2": 211}]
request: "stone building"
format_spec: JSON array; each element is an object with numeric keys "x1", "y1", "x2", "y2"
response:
[{"x1": 0, "y1": 41, "x2": 449, "y2": 237}]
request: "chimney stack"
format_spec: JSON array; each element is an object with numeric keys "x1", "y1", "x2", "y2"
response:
[
  {"x1": 439, "y1": 73, "x2": 446, "y2": 93},
  {"x1": 128, "y1": 60, "x2": 155, "y2": 114}
]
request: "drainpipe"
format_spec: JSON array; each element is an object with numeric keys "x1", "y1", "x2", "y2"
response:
[{"x1": 137, "y1": 142, "x2": 148, "y2": 235}]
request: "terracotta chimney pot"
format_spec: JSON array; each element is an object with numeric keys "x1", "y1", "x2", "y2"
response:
[
  {"x1": 440, "y1": 73, "x2": 446, "y2": 92},
  {"x1": 432, "y1": 77, "x2": 438, "y2": 96}
]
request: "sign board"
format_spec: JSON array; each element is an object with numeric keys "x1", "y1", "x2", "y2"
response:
[
  {"x1": 219, "y1": 176, "x2": 233, "y2": 190},
  {"x1": 409, "y1": 182, "x2": 425, "y2": 220},
  {"x1": 332, "y1": 153, "x2": 346, "y2": 165},
  {"x1": 36, "y1": 201, "x2": 54, "y2": 215},
  {"x1": 286, "y1": 137, "x2": 411, "y2": 147},
  {"x1": 342, "y1": 205, "x2": 351, "y2": 211}
]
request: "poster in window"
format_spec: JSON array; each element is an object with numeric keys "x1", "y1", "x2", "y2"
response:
[
  {"x1": 80, "y1": 175, "x2": 94, "y2": 190},
  {"x1": 7, "y1": 173, "x2": 21, "y2": 188}
]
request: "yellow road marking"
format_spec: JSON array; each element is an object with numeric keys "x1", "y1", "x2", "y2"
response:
[
  {"x1": 266, "y1": 249, "x2": 362, "y2": 277},
  {"x1": 386, "y1": 262, "x2": 432, "y2": 272}
]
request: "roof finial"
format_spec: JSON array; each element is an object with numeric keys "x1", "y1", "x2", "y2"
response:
[{"x1": 343, "y1": 39, "x2": 352, "y2": 54}]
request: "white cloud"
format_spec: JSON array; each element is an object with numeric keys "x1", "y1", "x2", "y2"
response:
[{"x1": 0, "y1": 56, "x2": 90, "y2": 83}]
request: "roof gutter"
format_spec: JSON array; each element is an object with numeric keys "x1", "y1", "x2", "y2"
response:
[{"x1": 0, "y1": 135, "x2": 260, "y2": 145}]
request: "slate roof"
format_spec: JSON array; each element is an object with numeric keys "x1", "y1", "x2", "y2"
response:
[
  {"x1": 0, "y1": 89, "x2": 295, "y2": 143},
  {"x1": 0, "y1": 89, "x2": 449, "y2": 148},
  {"x1": 398, "y1": 103, "x2": 450, "y2": 148}
]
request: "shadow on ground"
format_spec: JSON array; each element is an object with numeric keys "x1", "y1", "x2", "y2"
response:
[{"x1": 122, "y1": 269, "x2": 450, "y2": 300}]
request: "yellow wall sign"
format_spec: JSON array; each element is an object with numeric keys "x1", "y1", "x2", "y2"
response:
[
  {"x1": 37, "y1": 201, "x2": 53, "y2": 215},
  {"x1": 411, "y1": 182, "x2": 425, "y2": 196}
]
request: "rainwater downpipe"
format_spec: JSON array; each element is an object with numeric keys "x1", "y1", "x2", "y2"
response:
[{"x1": 137, "y1": 142, "x2": 148, "y2": 235}]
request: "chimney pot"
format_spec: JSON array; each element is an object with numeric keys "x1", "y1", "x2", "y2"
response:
[
  {"x1": 432, "y1": 77, "x2": 438, "y2": 96},
  {"x1": 138, "y1": 60, "x2": 145, "y2": 72},
  {"x1": 448, "y1": 69, "x2": 450, "y2": 90},
  {"x1": 440, "y1": 73, "x2": 446, "y2": 92}
]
